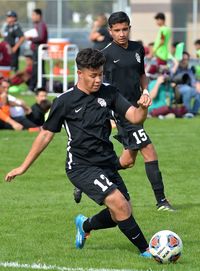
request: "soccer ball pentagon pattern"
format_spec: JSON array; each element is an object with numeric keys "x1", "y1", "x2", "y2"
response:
[{"x1": 149, "y1": 230, "x2": 183, "y2": 264}]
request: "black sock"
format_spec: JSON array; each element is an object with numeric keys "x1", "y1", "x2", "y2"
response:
[
  {"x1": 145, "y1": 160, "x2": 166, "y2": 204},
  {"x1": 116, "y1": 158, "x2": 125, "y2": 170},
  {"x1": 117, "y1": 215, "x2": 148, "y2": 253},
  {"x1": 83, "y1": 208, "x2": 117, "y2": 233}
]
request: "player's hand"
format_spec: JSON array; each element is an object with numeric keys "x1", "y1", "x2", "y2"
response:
[
  {"x1": 138, "y1": 93, "x2": 152, "y2": 108},
  {"x1": 12, "y1": 122, "x2": 23, "y2": 131},
  {"x1": 5, "y1": 167, "x2": 25, "y2": 182},
  {"x1": 157, "y1": 75, "x2": 165, "y2": 84},
  {"x1": 196, "y1": 81, "x2": 200, "y2": 93},
  {"x1": 12, "y1": 46, "x2": 18, "y2": 54}
]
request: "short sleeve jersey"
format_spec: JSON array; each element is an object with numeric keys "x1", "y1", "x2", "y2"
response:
[
  {"x1": 93, "y1": 26, "x2": 112, "y2": 50},
  {"x1": 153, "y1": 26, "x2": 171, "y2": 61},
  {"x1": 102, "y1": 41, "x2": 145, "y2": 106},
  {"x1": 3, "y1": 23, "x2": 24, "y2": 47},
  {"x1": 43, "y1": 84, "x2": 131, "y2": 169}
]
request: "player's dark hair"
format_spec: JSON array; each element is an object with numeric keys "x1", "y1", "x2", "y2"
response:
[
  {"x1": 35, "y1": 87, "x2": 47, "y2": 96},
  {"x1": 76, "y1": 48, "x2": 106, "y2": 70},
  {"x1": 154, "y1": 12, "x2": 165, "y2": 21},
  {"x1": 108, "y1": 11, "x2": 130, "y2": 28},
  {"x1": 194, "y1": 39, "x2": 200, "y2": 45},
  {"x1": 33, "y1": 8, "x2": 42, "y2": 16},
  {"x1": 172, "y1": 41, "x2": 180, "y2": 48},
  {"x1": 183, "y1": 51, "x2": 190, "y2": 58},
  {"x1": 39, "y1": 99, "x2": 52, "y2": 113}
]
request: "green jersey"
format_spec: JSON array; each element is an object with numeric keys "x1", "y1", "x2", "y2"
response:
[{"x1": 153, "y1": 25, "x2": 171, "y2": 61}]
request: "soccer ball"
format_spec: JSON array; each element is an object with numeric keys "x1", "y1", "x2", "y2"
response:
[{"x1": 149, "y1": 230, "x2": 183, "y2": 264}]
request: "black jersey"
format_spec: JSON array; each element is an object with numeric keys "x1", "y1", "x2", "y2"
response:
[
  {"x1": 93, "y1": 26, "x2": 112, "y2": 50},
  {"x1": 43, "y1": 84, "x2": 131, "y2": 169},
  {"x1": 102, "y1": 41, "x2": 145, "y2": 106}
]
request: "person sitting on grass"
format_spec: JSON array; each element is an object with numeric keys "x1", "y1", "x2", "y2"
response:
[
  {"x1": 27, "y1": 88, "x2": 51, "y2": 126},
  {"x1": 9, "y1": 54, "x2": 33, "y2": 91},
  {"x1": 148, "y1": 71, "x2": 187, "y2": 118},
  {"x1": 0, "y1": 78, "x2": 38, "y2": 130},
  {"x1": 172, "y1": 51, "x2": 200, "y2": 117},
  {"x1": 0, "y1": 40, "x2": 12, "y2": 66}
]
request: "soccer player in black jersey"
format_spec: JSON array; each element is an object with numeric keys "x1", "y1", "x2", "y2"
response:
[
  {"x1": 101, "y1": 11, "x2": 175, "y2": 211},
  {"x1": 5, "y1": 48, "x2": 152, "y2": 258}
]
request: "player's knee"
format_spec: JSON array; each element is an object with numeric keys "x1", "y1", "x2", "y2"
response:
[
  {"x1": 114, "y1": 200, "x2": 131, "y2": 220},
  {"x1": 106, "y1": 191, "x2": 131, "y2": 220},
  {"x1": 121, "y1": 158, "x2": 135, "y2": 168}
]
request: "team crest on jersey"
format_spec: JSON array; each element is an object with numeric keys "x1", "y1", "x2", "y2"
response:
[
  {"x1": 135, "y1": 53, "x2": 141, "y2": 63},
  {"x1": 97, "y1": 98, "x2": 107, "y2": 107}
]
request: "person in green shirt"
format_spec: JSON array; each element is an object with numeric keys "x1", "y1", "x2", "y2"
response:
[
  {"x1": 153, "y1": 12, "x2": 171, "y2": 65},
  {"x1": 194, "y1": 39, "x2": 200, "y2": 80}
]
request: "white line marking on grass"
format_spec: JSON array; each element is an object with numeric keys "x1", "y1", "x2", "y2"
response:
[{"x1": 0, "y1": 262, "x2": 164, "y2": 271}]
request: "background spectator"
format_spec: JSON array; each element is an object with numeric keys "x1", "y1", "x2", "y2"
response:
[
  {"x1": 173, "y1": 51, "x2": 200, "y2": 117},
  {"x1": 2, "y1": 11, "x2": 25, "y2": 71},
  {"x1": 194, "y1": 39, "x2": 200, "y2": 58},
  {"x1": 194, "y1": 39, "x2": 200, "y2": 80},
  {"x1": 10, "y1": 54, "x2": 33, "y2": 88},
  {"x1": 27, "y1": 9, "x2": 48, "y2": 91},
  {"x1": 148, "y1": 72, "x2": 187, "y2": 118},
  {"x1": 0, "y1": 79, "x2": 37, "y2": 129},
  {"x1": 0, "y1": 40, "x2": 12, "y2": 66},
  {"x1": 0, "y1": 79, "x2": 23, "y2": 130},
  {"x1": 89, "y1": 14, "x2": 112, "y2": 50},
  {"x1": 148, "y1": 74, "x2": 174, "y2": 117},
  {"x1": 27, "y1": 88, "x2": 51, "y2": 126},
  {"x1": 145, "y1": 42, "x2": 158, "y2": 75},
  {"x1": 153, "y1": 12, "x2": 171, "y2": 66}
]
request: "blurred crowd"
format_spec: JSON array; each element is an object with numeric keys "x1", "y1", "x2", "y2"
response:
[
  {"x1": 88, "y1": 12, "x2": 200, "y2": 119},
  {"x1": 0, "y1": 8, "x2": 51, "y2": 131},
  {"x1": 0, "y1": 9, "x2": 200, "y2": 131}
]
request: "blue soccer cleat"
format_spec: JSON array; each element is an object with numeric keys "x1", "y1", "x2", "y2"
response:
[
  {"x1": 75, "y1": 214, "x2": 88, "y2": 249},
  {"x1": 140, "y1": 249, "x2": 152, "y2": 258}
]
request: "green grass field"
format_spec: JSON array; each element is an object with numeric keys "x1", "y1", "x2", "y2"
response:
[{"x1": 0, "y1": 100, "x2": 200, "y2": 271}]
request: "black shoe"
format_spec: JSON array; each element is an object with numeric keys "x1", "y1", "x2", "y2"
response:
[
  {"x1": 157, "y1": 200, "x2": 176, "y2": 212},
  {"x1": 73, "y1": 187, "x2": 82, "y2": 203}
]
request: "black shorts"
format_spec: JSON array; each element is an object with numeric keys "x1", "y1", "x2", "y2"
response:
[
  {"x1": 114, "y1": 122, "x2": 151, "y2": 150},
  {"x1": 66, "y1": 165, "x2": 130, "y2": 205}
]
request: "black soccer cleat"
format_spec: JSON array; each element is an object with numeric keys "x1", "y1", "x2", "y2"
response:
[
  {"x1": 157, "y1": 199, "x2": 176, "y2": 212},
  {"x1": 73, "y1": 187, "x2": 82, "y2": 203}
]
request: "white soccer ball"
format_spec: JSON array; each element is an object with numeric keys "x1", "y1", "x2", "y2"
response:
[{"x1": 149, "y1": 230, "x2": 183, "y2": 264}]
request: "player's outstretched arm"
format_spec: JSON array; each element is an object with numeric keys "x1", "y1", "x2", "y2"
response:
[
  {"x1": 125, "y1": 93, "x2": 152, "y2": 124},
  {"x1": 5, "y1": 129, "x2": 54, "y2": 182}
]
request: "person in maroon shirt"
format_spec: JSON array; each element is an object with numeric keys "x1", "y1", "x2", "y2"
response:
[
  {"x1": 0, "y1": 40, "x2": 12, "y2": 66},
  {"x1": 28, "y1": 8, "x2": 48, "y2": 91}
]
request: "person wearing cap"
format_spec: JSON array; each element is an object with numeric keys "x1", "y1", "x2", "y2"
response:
[
  {"x1": 2, "y1": 11, "x2": 25, "y2": 71},
  {"x1": 153, "y1": 12, "x2": 171, "y2": 66}
]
